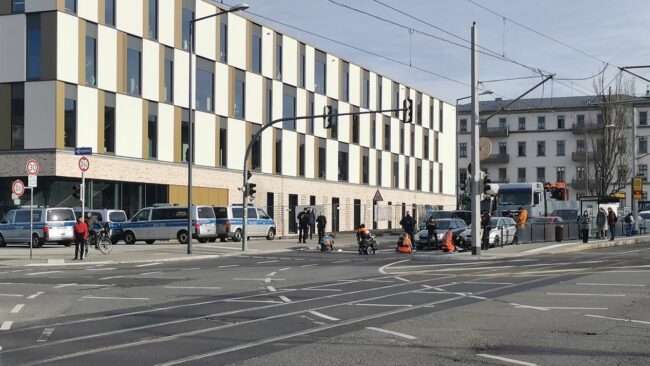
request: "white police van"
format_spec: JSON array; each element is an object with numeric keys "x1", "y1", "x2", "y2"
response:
[
  {"x1": 74, "y1": 209, "x2": 128, "y2": 244},
  {"x1": 0, "y1": 207, "x2": 76, "y2": 248},
  {"x1": 213, "y1": 205, "x2": 276, "y2": 242},
  {"x1": 120, "y1": 205, "x2": 216, "y2": 244}
]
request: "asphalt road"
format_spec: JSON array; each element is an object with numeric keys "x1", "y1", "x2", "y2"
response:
[{"x1": 0, "y1": 244, "x2": 649, "y2": 365}]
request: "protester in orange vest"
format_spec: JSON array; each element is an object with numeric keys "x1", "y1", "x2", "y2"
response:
[
  {"x1": 517, "y1": 207, "x2": 528, "y2": 229},
  {"x1": 396, "y1": 233, "x2": 412, "y2": 253},
  {"x1": 440, "y1": 229, "x2": 455, "y2": 252}
]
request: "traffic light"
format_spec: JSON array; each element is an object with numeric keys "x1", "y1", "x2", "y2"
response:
[
  {"x1": 72, "y1": 184, "x2": 81, "y2": 199},
  {"x1": 247, "y1": 183, "x2": 257, "y2": 198},
  {"x1": 402, "y1": 98, "x2": 413, "y2": 123},
  {"x1": 483, "y1": 177, "x2": 492, "y2": 194},
  {"x1": 323, "y1": 106, "x2": 333, "y2": 129}
]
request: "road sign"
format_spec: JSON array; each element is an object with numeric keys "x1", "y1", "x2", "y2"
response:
[
  {"x1": 12, "y1": 180, "x2": 25, "y2": 197},
  {"x1": 372, "y1": 190, "x2": 384, "y2": 202},
  {"x1": 78, "y1": 157, "x2": 90, "y2": 172},
  {"x1": 26, "y1": 159, "x2": 39, "y2": 175},
  {"x1": 633, "y1": 176, "x2": 643, "y2": 199},
  {"x1": 75, "y1": 147, "x2": 93, "y2": 156},
  {"x1": 28, "y1": 175, "x2": 37, "y2": 188}
]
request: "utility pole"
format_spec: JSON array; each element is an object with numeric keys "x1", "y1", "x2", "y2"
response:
[
  {"x1": 632, "y1": 106, "x2": 638, "y2": 234},
  {"x1": 470, "y1": 22, "x2": 481, "y2": 256}
]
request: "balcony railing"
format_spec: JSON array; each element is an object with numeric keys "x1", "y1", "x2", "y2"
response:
[
  {"x1": 480, "y1": 126, "x2": 509, "y2": 138},
  {"x1": 482, "y1": 153, "x2": 510, "y2": 164},
  {"x1": 570, "y1": 178, "x2": 597, "y2": 189},
  {"x1": 571, "y1": 122, "x2": 607, "y2": 135},
  {"x1": 571, "y1": 150, "x2": 604, "y2": 162}
]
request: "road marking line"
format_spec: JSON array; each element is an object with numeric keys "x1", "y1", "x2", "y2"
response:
[
  {"x1": 81, "y1": 296, "x2": 149, "y2": 301},
  {"x1": 585, "y1": 314, "x2": 650, "y2": 325},
  {"x1": 467, "y1": 281, "x2": 515, "y2": 285},
  {"x1": 257, "y1": 260, "x2": 279, "y2": 264},
  {"x1": 267, "y1": 286, "x2": 277, "y2": 292},
  {"x1": 233, "y1": 278, "x2": 285, "y2": 281},
  {"x1": 366, "y1": 327, "x2": 416, "y2": 340},
  {"x1": 0, "y1": 294, "x2": 23, "y2": 297},
  {"x1": 469, "y1": 296, "x2": 488, "y2": 300},
  {"x1": 0, "y1": 321, "x2": 13, "y2": 330},
  {"x1": 510, "y1": 303, "x2": 549, "y2": 311},
  {"x1": 279, "y1": 295, "x2": 291, "y2": 303},
  {"x1": 135, "y1": 263, "x2": 161, "y2": 267},
  {"x1": 85, "y1": 268, "x2": 116, "y2": 271},
  {"x1": 302, "y1": 288, "x2": 342, "y2": 292},
  {"x1": 26, "y1": 271, "x2": 62, "y2": 276},
  {"x1": 544, "y1": 307, "x2": 608, "y2": 310},
  {"x1": 393, "y1": 276, "x2": 410, "y2": 283},
  {"x1": 333, "y1": 260, "x2": 351, "y2": 264},
  {"x1": 604, "y1": 270, "x2": 650, "y2": 273},
  {"x1": 607, "y1": 265, "x2": 650, "y2": 269},
  {"x1": 364, "y1": 279, "x2": 394, "y2": 283},
  {"x1": 140, "y1": 276, "x2": 187, "y2": 280},
  {"x1": 576, "y1": 283, "x2": 645, "y2": 287},
  {"x1": 546, "y1": 292, "x2": 626, "y2": 297},
  {"x1": 355, "y1": 303, "x2": 412, "y2": 307},
  {"x1": 140, "y1": 271, "x2": 163, "y2": 276},
  {"x1": 54, "y1": 283, "x2": 77, "y2": 289},
  {"x1": 26, "y1": 292, "x2": 43, "y2": 299},
  {"x1": 308, "y1": 310, "x2": 339, "y2": 321},
  {"x1": 11, "y1": 304, "x2": 25, "y2": 313},
  {"x1": 279, "y1": 267, "x2": 291, "y2": 271},
  {"x1": 164, "y1": 286, "x2": 221, "y2": 290},
  {"x1": 37, "y1": 328, "x2": 55, "y2": 342},
  {"x1": 225, "y1": 299, "x2": 283, "y2": 304},
  {"x1": 181, "y1": 267, "x2": 201, "y2": 271},
  {"x1": 477, "y1": 353, "x2": 537, "y2": 366},
  {"x1": 218, "y1": 265, "x2": 239, "y2": 268},
  {"x1": 99, "y1": 276, "x2": 124, "y2": 280},
  {"x1": 266, "y1": 272, "x2": 277, "y2": 277},
  {"x1": 301, "y1": 264, "x2": 318, "y2": 268}
]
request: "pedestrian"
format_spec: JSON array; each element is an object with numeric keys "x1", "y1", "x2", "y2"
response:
[
  {"x1": 481, "y1": 210, "x2": 491, "y2": 251},
  {"x1": 316, "y1": 212, "x2": 327, "y2": 244},
  {"x1": 607, "y1": 207, "x2": 617, "y2": 241},
  {"x1": 399, "y1": 211, "x2": 415, "y2": 245},
  {"x1": 426, "y1": 217, "x2": 437, "y2": 250},
  {"x1": 624, "y1": 211, "x2": 635, "y2": 237},
  {"x1": 296, "y1": 208, "x2": 307, "y2": 243},
  {"x1": 299, "y1": 208, "x2": 310, "y2": 243},
  {"x1": 596, "y1": 207, "x2": 606, "y2": 239},
  {"x1": 579, "y1": 210, "x2": 591, "y2": 243},
  {"x1": 308, "y1": 208, "x2": 316, "y2": 240},
  {"x1": 73, "y1": 217, "x2": 88, "y2": 260}
]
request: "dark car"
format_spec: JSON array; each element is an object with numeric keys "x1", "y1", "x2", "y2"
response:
[
  {"x1": 414, "y1": 218, "x2": 467, "y2": 250},
  {"x1": 419, "y1": 210, "x2": 472, "y2": 230}
]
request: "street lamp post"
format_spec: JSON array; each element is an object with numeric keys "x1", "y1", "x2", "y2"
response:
[{"x1": 187, "y1": 3, "x2": 249, "y2": 255}]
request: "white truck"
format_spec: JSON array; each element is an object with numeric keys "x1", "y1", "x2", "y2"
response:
[{"x1": 495, "y1": 182, "x2": 578, "y2": 218}]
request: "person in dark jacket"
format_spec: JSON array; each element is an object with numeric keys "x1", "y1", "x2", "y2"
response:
[
  {"x1": 298, "y1": 208, "x2": 310, "y2": 243},
  {"x1": 73, "y1": 217, "x2": 89, "y2": 260},
  {"x1": 607, "y1": 207, "x2": 617, "y2": 241},
  {"x1": 595, "y1": 208, "x2": 606, "y2": 239},
  {"x1": 308, "y1": 208, "x2": 316, "y2": 240},
  {"x1": 480, "y1": 211, "x2": 491, "y2": 251},
  {"x1": 297, "y1": 208, "x2": 306, "y2": 243},
  {"x1": 426, "y1": 218, "x2": 437, "y2": 250},
  {"x1": 316, "y1": 213, "x2": 327, "y2": 244},
  {"x1": 399, "y1": 211, "x2": 415, "y2": 245},
  {"x1": 580, "y1": 210, "x2": 591, "y2": 243}
]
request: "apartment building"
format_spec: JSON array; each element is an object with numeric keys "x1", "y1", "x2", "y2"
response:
[{"x1": 0, "y1": 0, "x2": 456, "y2": 235}]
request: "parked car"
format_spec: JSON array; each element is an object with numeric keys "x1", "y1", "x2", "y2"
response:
[
  {"x1": 550, "y1": 209, "x2": 579, "y2": 223},
  {"x1": 419, "y1": 210, "x2": 471, "y2": 230},
  {"x1": 74, "y1": 209, "x2": 128, "y2": 244},
  {"x1": 414, "y1": 218, "x2": 467, "y2": 249},
  {"x1": 120, "y1": 204, "x2": 217, "y2": 244},
  {"x1": 0, "y1": 207, "x2": 76, "y2": 248},
  {"x1": 213, "y1": 205, "x2": 276, "y2": 242},
  {"x1": 461, "y1": 217, "x2": 518, "y2": 248}
]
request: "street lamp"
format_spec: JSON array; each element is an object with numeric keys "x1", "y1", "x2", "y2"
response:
[{"x1": 187, "y1": 3, "x2": 249, "y2": 254}]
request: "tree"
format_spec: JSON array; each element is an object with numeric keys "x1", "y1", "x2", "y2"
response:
[{"x1": 589, "y1": 74, "x2": 634, "y2": 197}]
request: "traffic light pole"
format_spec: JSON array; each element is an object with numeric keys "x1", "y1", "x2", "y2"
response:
[
  {"x1": 81, "y1": 171, "x2": 85, "y2": 222},
  {"x1": 241, "y1": 104, "x2": 411, "y2": 251},
  {"x1": 470, "y1": 23, "x2": 481, "y2": 256}
]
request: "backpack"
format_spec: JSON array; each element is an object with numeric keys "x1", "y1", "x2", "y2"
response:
[{"x1": 624, "y1": 214, "x2": 631, "y2": 224}]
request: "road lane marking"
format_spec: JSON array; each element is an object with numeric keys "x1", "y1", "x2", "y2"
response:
[
  {"x1": 37, "y1": 328, "x2": 55, "y2": 342},
  {"x1": 164, "y1": 286, "x2": 221, "y2": 290},
  {"x1": 267, "y1": 286, "x2": 277, "y2": 292},
  {"x1": 607, "y1": 265, "x2": 650, "y2": 269},
  {"x1": 576, "y1": 283, "x2": 645, "y2": 287},
  {"x1": 546, "y1": 292, "x2": 626, "y2": 297},
  {"x1": 135, "y1": 263, "x2": 161, "y2": 267},
  {"x1": 279, "y1": 267, "x2": 291, "y2": 271},
  {"x1": 393, "y1": 276, "x2": 410, "y2": 283},
  {"x1": 81, "y1": 296, "x2": 149, "y2": 301},
  {"x1": 604, "y1": 270, "x2": 650, "y2": 273},
  {"x1": 467, "y1": 281, "x2": 515, "y2": 285},
  {"x1": 181, "y1": 268, "x2": 201, "y2": 271},
  {"x1": 99, "y1": 276, "x2": 125, "y2": 280},
  {"x1": 266, "y1": 272, "x2": 277, "y2": 277},
  {"x1": 225, "y1": 299, "x2": 283, "y2": 304},
  {"x1": 11, "y1": 304, "x2": 25, "y2": 313},
  {"x1": 308, "y1": 311, "x2": 339, "y2": 322},
  {"x1": 85, "y1": 268, "x2": 116, "y2": 271},
  {"x1": 140, "y1": 271, "x2": 163, "y2": 276},
  {"x1": 477, "y1": 353, "x2": 537, "y2": 366},
  {"x1": 333, "y1": 260, "x2": 351, "y2": 264},
  {"x1": 279, "y1": 295, "x2": 291, "y2": 303},
  {"x1": 233, "y1": 278, "x2": 285, "y2": 281},
  {"x1": 366, "y1": 327, "x2": 416, "y2": 340},
  {"x1": 585, "y1": 314, "x2": 650, "y2": 325},
  {"x1": 26, "y1": 271, "x2": 62, "y2": 276},
  {"x1": 54, "y1": 284, "x2": 77, "y2": 288},
  {"x1": 302, "y1": 288, "x2": 342, "y2": 292},
  {"x1": 257, "y1": 260, "x2": 279, "y2": 264},
  {"x1": 0, "y1": 294, "x2": 23, "y2": 297},
  {"x1": 218, "y1": 265, "x2": 239, "y2": 268},
  {"x1": 0, "y1": 321, "x2": 13, "y2": 330},
  {"x1": 301, "y1": 264, "x2": 318, "y2": 268},
  {"x1": 140, "y1": 276, "x2": 187, "y2": 280},
  {"x1": 26, "y1": 292, "x2": 43, "y2": 299},
  {"x1": 355, "y1": 303, "x2": 412, "y2": 307}
]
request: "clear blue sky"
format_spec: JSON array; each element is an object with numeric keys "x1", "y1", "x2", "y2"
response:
[{"x1": 227, "y1": 0, "x2": 650, "y2": 104}]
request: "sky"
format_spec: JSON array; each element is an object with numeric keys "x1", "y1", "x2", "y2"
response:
[{"x1": 222, "y1": 0, "x2": 650, "y2": 104}]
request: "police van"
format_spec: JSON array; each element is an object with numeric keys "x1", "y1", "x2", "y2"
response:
[
  {"x1": 0, "y1": 207, "x2": 77, "y2": 248},
  {"x1": 213, "y1": 205, "x2": 276, "y2": 242},
  {"x1": 120, "y1": 205, "x2": 216, "y2": 244},
  {"x1": 74, "y1": 209, "x2": 128, "y2": 244}
]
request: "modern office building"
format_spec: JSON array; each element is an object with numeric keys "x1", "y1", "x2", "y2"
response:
[
  {"x1": 457, "y1": 95, "x2": 650, "y2": 205},
  {"x1": 0, "y1": 0, "x2": 456, "y2": 236}
]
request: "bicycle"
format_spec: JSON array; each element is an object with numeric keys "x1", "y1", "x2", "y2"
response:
[{"x1": 85, "y1": 225, "x2": 113, "y2": 256}]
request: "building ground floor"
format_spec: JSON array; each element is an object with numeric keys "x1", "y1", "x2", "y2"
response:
[{"x1": 0, "y1": 150, "x2": 455, "y2": 237}]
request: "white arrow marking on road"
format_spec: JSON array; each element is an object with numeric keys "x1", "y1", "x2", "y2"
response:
[
  {"x1": 366, "y1": 327, "x2": 416, "y2": 340},
  {"x1": 308, "y1": 311, "x2": 339, "y2": 322},
  {"x1": 11, "y1": 304, "x2": 25, "y2": 313},
  {"x1": 37, "y1": 328, "x2": 55, "y2": 342},
  {"x1": 477, "y1": 353, "x2": 538, "y2": 366},
  {"x1": 26, "y1": 292, "x2": 43, "y2": 299},
  {"x1": 0, "y1": 321, "x2": 13, "y2": 330},
  {"x1": 266, "y1": 272, "x2": 277, "y2": 277}
]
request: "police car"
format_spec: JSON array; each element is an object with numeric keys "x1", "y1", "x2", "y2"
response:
[
  {"x1": 74, "y1": 209, "x2": 128, "y2": 244},
  {"x1": 213, "y1": 205, "x2": 276, "y2": 242},
  {"x1": 120, "y1": 204, "x2": 217, "y2": 244},
  {"x1": 0, "y1": 207, "x2": 76, "y2": 248}
]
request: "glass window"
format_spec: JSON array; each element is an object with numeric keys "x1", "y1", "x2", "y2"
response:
[
  {"x1": 362, "y1": 147, "x2": 369, "y2": 184},
  {"x1": 234, "y1": 69, "x2": 245, "y2": 119},
  {"x1": 384, "y1": 116, "x2": 391, "y2": 150},
  {"x1": 65, "y1": 0, "x2": 76, "y2": 13},
  {"x1": 392, "y1": 82, "x2": 399, "y2": 117},
  {"x1": 557, "y1": 115, "x2": 565, "y2": 129},
  {"x1": 341, "y1": 61, "x2": 349, "y2": 102},
  {"x1": 370, "y1": 116, "x2": 376, "y2": 148},
  {"x1": 148, "y1": 102, "x2": 158, "y2": 159},
  {"x1": 318, "y1": 138, "x2": 326, "y2": 179},
  {"x1": 537, "y1": 116, "x2": 546, "y2": 129},
  {"x1": 265, "y1": 78, "x2": 272, "y2": 123},
  {"x1": 11, "y1": 83, "x2": 24, "y2": 150},
  {"x1": 498, "y1": 142, "x2": 506, "y2": 154},
  {"x1": 416, "y1": 92, "x2": 422, "y2": 125},
  {"x1": 283, "y1": 84, "x2": 297, "y2": 130},
  {"x1": 275, "y1": 33, "x2": 282, "y2": 80},
  {"x1": 105, "y1": 0, "x2": 115, "y2": 26},
  {"x1": 518, "y1": 167, "x2": 526, "y2": 183},
  {"x1": 423, "y1": 130, "x2": 429, "y2": 158},
  {"x1": 556, "y1": 167, "x2": 565, "y2": 182},
  {"x1": 181, "y1": 110, "x2": 189, "y2": 162},
  {"x1": 126, "y1": 36, "x2": 142, "y2": 96},
  {"x1": 104, "y1": 92, "x2": 115, "y2": 153},
  {"x1": 499, "y1": 168, "x2": 507, "y2": 182},
  {"x1": 251, "y1": 124, "x2": 261, "y2": 171},
  {"x1": 362, "y1": 70, "x2": 370, "y2": 109},
  {"x1": 640, "y1": 111, "x2": 648, "y2": 126},
  {"x1": 352, "y1": 108, "x2": 359, "y2": 144},
  {"x1": 329, "y1": 100, "x2": 338, "y2": 139},
  {"x1": 537, "y1": 167, "x2": 546, "y2": 182},
  {"x1": 518, "y1": 117, "x2": 525, "y2": 130},
  {"x1": 410, "y1": 128, "x2": 415, "y2": 156},
  {"x1": 392, "y1": 154, "x2": 399, "y2": 187},
  {"x1": 416, "y1": 160, "x2": 422, "y2": 190},
  {"x1": 460, "y1": 119, "x2": 467, "y2": 132},
  {"x1": 196, "y1": 58, "x2": 214, "y2": 112},
  {"x1": 26, "y1": 14, "x2": 42, "y2": 81},
  {"x1": 219, "y1": 18, "x2": 228, "y2": 63},
  {"x1": 399, "y1": 124, "x2": 405, "y2": 154},
  {"x1": 577, "y1": 114, "x2": 585, "y2": 125},
  {"x1": 639, "y1": 138, "x2": 648, "y2": 154},
  {"x1": 499, "y1": 118, "x2": 506, "y2": 128},
  {"x1": 182, "y1": 8, "x2": 193, "y2": 51},
  {"x1": 405, "y1": 158, "x2": 410, "y2": 189},
  {"x1": 439, "y1": 101, "x2": 444, "y2": 132},
  {"x1": 377, "y1": 76, "x2": 382, "y2": 110},
  {"x1": 518, "y1": 141, "x2": 526, "y2": 157},
  {"x1": 85, "y1": 34, "x2": 97, "y2": 86},
  {"x1": 338, "y1": 142, "x2": 348, "y2": 182},
  {"x1": 274, "y1": 129, "x2": 281, "y2": 174},
  {"x1": 64, "y1": 98, "x2": 76, "y2": 148},
  {"x1": 557, "y1": 140, "x2": 565, "y2": 156},
  {"x1": 639, "y1": 165, "x2": 648, "y2": 181},
  {"x1": 148, "y1": 0, "x2": 158, "y2": 40},
  {"x1": 251, "y1": 24, "x2": 262, "y2": 74},
  {"x1": 218, "y1": 116, "x2": 227, "y2": 167},
  {"x1": 459, "y1": 143, "x2": 467, "y2": 158},
  {"x1": 537, "y1": 141, "x2": 546, "y2": 156},
  {"x1": 298, "y1": 134, "x2": 305, "y2": 177},
  {"x1": 47, "y1": 209, "x2": 75, "y2": 222},
  {"x1": 377, "y1": 153, "x2": 382, "y2": 186},
  {"x1": 132, "y1": 209, "x2": 150, "y2": 222},
  {"x1": 12, "y1": 0, "x2": 25, "y2": 13},
  {"x1": 315, "y1": 50, "x2": 326, "y2": 94},
  {"x1": 307, "y1": 92, "x2": 314, "y2": 134},
  {"x1": 164, "y1": 48, "x2": 173, "y2": 103}
]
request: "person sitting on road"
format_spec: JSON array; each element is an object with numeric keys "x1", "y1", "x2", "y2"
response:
[
  {"x1": 396, "y1": 233, "x2": 413, "y2": 254},
  {"x1": 440, "y1": 229, "x2": 456, "y2": 253},
  {"x1": 320, "y1": 234, "x2": 336, "y2": 252}
]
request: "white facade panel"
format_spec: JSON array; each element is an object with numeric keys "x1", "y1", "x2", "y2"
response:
[
  {"x1": 116, "y1": 0, "x2": 143, "y2": 37},
  {"x1": 214, "y1": 62, "x2": 229, "y2": 116},
  {"x1": 173, "y1": 49, "x2": 189, "y2": 109},
  {"x1": 227, "y1": 13, "x2": 246, "y2": 70},
  {"x1": 398, "y1": 155, "x2": 405, "y2": 189},
  {"x1": 369, "y1": 72, "x2": 378, "y2": 111},
  {"x1": 359, "y1": 113, "x2": 370, "y2": 147},
  {"x1": 349, "y1": 64, "x2": 361, "y2": 107},
  {"x1": 25, "y1": 0, "x2": 56, "y2": 12},
  {"x1": 414, "y1": 126, "x2": 422, "y2": 159},
  {"x1": 305, "y1": 135, "x2": 315, "y2": 179},
  {"x1": 313, "y1": 93, "x2": 327, "y2": 138},
  {"x1": 24, "y1": 81, "x2": 56, "y2": 149},
  {"x1": 305, "y1": 45, "x2": 315, "y2": 92},
  {"x1": 391, "y1": 118, "x2": 399, "y2": 154},
  {"x1": 115, "y1": 94, "x2": 143, "y2": 158},
  {"x1": 76, "y1": 86, "x2": 98, "y2": 152},
  {"x1": 381, "y1": 151, "x2": 391, "y2": 188},
  {"x1": 272, "y1": 80, "x2": 283, "y2": 121},
  {"x1": 326, "y1": 54, "x2": 339, "y2": 100},
  {"x1": 369, "y1": 149, "x2": 377, "y2": 186},
  {"x1": 227, "y1": 118, "x2": 245, "y2": 169},
  {"x1": 0, "y1": 15, "x2": 25, "y2": 83},
  {"x1": 337, "y1": 103, "x2": 350, "y2": 143},
  {"x1": 77, "y1": 0, "x2": 99, "y2": 23},
  {"x1": 157, "y1": 103, "x2": 175, "y2": 162},
  {"x1": 295, "y1": 88, "x2": 307, "y2": 134},
  {"x1": 422, "y1": 96, "x2": 431, "y2": 129},
  {"x1": 349, "y1": 144, "x2": 360, "y2": 184},
  {"x1": 245, "y1": 72, "x2": 263, "y2": 124},
  {"x1": 382, "y1": 77, "x2": 392, "y2": 114},
  {"x1": 260, "y1": 128, "x2": 273, "y2": 174},
  {"x1": 261, "y1": 26, "x2": 274, "y2": 79},
  {"x1": 282, "y1": 36, "x2": 298, "y2": 87},
  {"x1": 282, "y1": 130, "x2": 297, "y2": 176},
  {"x1": 158, "y1": 0, "x2": 175, "y2": 47},
  {"x1": 326, "y1": 139, "x2": 338, "y2": 181},
  {"x1": 195, "y1": 0, "x2": 217, "y2": 60},
  {"x1": 142, "y1": 39, "x2": 160, "y2": 102},
  {"x1": 423, "y1": 161, "x2": 431, "y2": 192},
  {"x1": 194, "y1": 112, "x2": 216, "y2": 167},
  {"x1": 97, "y1": 25, "x2": 117, "y2": 92},
  {"x1": 57, "y1": 13, "x2": 79, "y2": 85}
]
